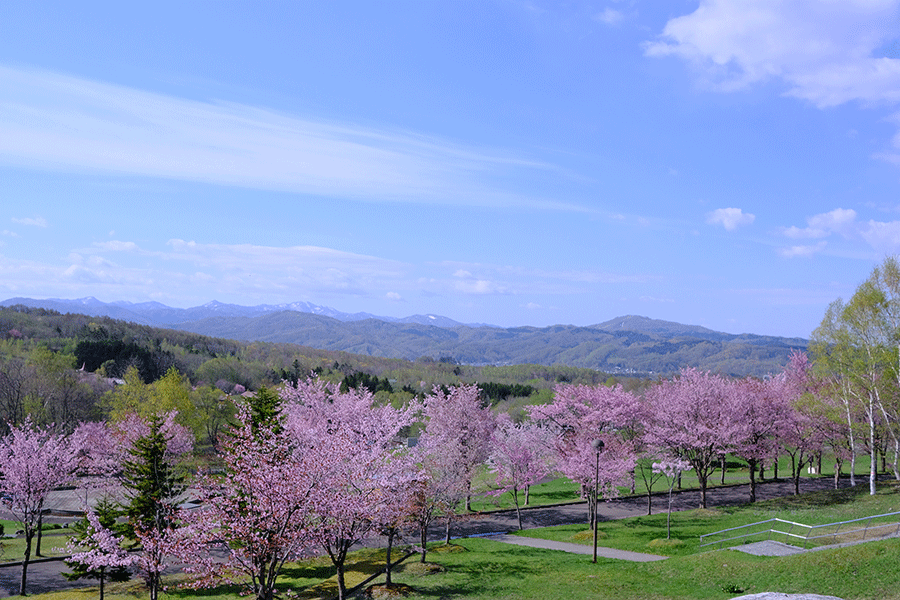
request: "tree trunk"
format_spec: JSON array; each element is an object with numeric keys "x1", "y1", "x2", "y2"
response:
[
  {"x1": 19, "y1": 531, "x2": 32, "y2": 596},
  {"x1": 385, "y1": 529, "x2": 394, "y2": 586},
  {"x1": 419, "y1": 523, "x2": 428, "y2": 563},
  {"x1": 748, "y1": 458, "x2": 757, "y2": 503},
  {"x1": 36, "y1": 510, "x2": 43, "y2": 557},
  {"x1": 791, "y1": 453, "x2": 803, "y2": 495},
  {"x1": 666, "y1": 485, "x2": 674, "y2": 539},
  {"x1": 444, "y1": 515, "x2": 452, "y2": 545},
  {"x1": 870, "y1": 396, "x2": 877, "y2": 495},
  {"x1": 720, "y1": 454, "x2": 726, "y2": 485},
  {"x1": 512, "y1": 487, "x2": 523, "y2": 530},
  {"x1": 834, "y1": 459, "x2": 842, "y2": 489},
  {"x1": 524, "y1": 484, "x2": 530, "y2": 506},
  {"x1": 336, "y1": 564, "x2": 347, "y2": 600},
  {"x1": 893, "y1": 438, "x2": 900, "y2": 480}
]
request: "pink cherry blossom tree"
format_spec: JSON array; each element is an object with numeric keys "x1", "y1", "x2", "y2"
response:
[
  {"x1": 368, "y1": 451, "x2": 421, "y2": 586},
  {"x1": 730, "y1": 374, "x2": 793, "y2": 502},
  {"x1": 281, "y1": 378, "x2": 421, "y2": 600},
  {"x1": 64, "y1": 506, "x2": 134, "y2": 600},
  {"x1": 652, "y1": 458, "x2": 691, "y2": 539},
  {"x1": 528, "y1": 383, "x2": 641, "y2": 528},
  {"x1": 645, "y1": 369, "x2": 742, "y2": 509},
  {"x1": 421, "y1": 384, "x2": 495, "y2": 509},
  {"x1": 166, "y1": 404, "x2": 322, "y2": 600},
  {"x1": 776, "y1": 352, "x2": 830, "y2": 495},
  {"x1": 410, "y1": 439, "x2": 470, "y2": 563},
  {"x1": 0, "y1": 419, "x2": 78, "y2": 596},
  {"x1": 486, "y1": 414, "x2": 554, "y2": 529}
]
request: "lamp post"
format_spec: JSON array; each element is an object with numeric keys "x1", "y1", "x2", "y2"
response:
[{"x1": 591, "y1": 438, "x2": 605, "y2": 563}]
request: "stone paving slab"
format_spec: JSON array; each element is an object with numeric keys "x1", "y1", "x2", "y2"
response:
[
  {"x1": 486, "y1": 533, "x2": 668, "y2": 562},
  {"x1": 730, "y1": 540, "x2": 807, "y2": 556}
]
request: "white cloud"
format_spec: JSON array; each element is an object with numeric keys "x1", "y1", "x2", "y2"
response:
[
  {"x1": 784, "y1": 208, "x2": 857, "y2": 238},
  {"x1": 639, "y1": 295, "x2": 675, "y2": 303},
  {"x1": 860, "y1": 219, "x2": 900, "y2": 251},
  {"x1": 780, "y1": 207, "x2": 900, "y2": 255},
  {"x1": 11, "y1": 216, "x2": 47, "y2": 227},
  {"x1": 645, "y1": 1, "x2": 900, "y2": 108},
  {"x1": 386, "y1": 292, "x2": 403, "y2": 302},
  {"x1": 595, "y1": 8, "x2": 624, "y2": 26},
  {"x1": 706, "y1": 207, "x2": 755, "y2": 231},
  {"x1": 93, "y1": 240, "x2": 140, "y2": 252},
  {"x1": 779, "y1": 242, "x2": 827, "y2": 258},
  {"x1": 0, "y1": 65, "x2": 585, "y2": 211}
]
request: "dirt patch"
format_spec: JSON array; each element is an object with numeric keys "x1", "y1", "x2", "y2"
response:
[
  {"x1": 570, "y1": 529, "x2": 607, "y2": 542},
  {"x1": 647, "y1": 538, "x2": 685, "y2": 550},
  {"x1": 430, "y1": 543, "x2": 468, "y2": 554},
  {"x1": 397, "y1": 562, "x2": 446, "y2": 576},
  {"x1": 365, "y1": 582, "x2": 416, "y2": 598}
]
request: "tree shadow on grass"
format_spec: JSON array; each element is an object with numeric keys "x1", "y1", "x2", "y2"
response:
[
  {"x1": 396, "y1": 551, "x2": 548, "y2": 600},
  {"x1": 759, "y1": 483, "x2": 889, "y2": 511},
  {"x1": 536, "y1": 489, "x2": 581, "y2": 502},
  {"x1": 279, "y1": 562, "x2": 340, "y2": 581},
  {"x1": 167, "y1": 580, "x2": 244, "y2": 598}
]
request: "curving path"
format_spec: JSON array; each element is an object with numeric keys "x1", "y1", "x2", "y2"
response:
[{"x1": 0, "y1": 476, "x2": 857, "y2": 597}]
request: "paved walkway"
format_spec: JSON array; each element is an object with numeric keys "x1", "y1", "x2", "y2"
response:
[
  {"x1": 486, "y1": 533, "x2": 668, "y2": 561},
  {"x1": 0, "y1": 476, "x2": 861, "y2": 597}
]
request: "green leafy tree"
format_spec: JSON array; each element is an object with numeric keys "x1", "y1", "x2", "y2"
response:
[
  {"x1": 103, "y1": 367, "x2": 199, "y2": 436},
  {"x1": 120, "y1": 414, "x2": 189, "y2": 600},
  {"x1": 811, "y1": 256, "x2": 900, "y2": 494},
  {"x1": 247, "y1": 386, "x2": 283, "y2": 434}
]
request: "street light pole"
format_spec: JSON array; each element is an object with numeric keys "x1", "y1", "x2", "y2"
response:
[{"x1": 591, "y1": 438, "x2": 604, "y2": 563}]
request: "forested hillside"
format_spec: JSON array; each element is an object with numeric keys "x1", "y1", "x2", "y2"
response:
[
  {"x1": 2, "y1": 297, "x2": 807, "y2": 378},
  {"x1": 174, "y1": 311, "x2": 805, "y2": 377},
  {"x1": 0, "y1": 305, "x2": 623, "y2": 434}
]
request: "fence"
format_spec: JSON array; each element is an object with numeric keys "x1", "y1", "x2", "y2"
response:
[{"x1": 699, "y1": 511, "x2": 900, "y2": 551}]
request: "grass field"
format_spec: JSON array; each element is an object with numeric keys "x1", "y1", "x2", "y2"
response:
[
  {"x1": 28, "y1": 480, "x2": 900, "y2": 600},
  {"x1": 468, "y1": 454, "x2": 842, "y2": 513}
]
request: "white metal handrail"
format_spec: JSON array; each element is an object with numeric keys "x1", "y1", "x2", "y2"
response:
[{"x1": 700, "y1": 511, "x2": 900, "y2": 550}]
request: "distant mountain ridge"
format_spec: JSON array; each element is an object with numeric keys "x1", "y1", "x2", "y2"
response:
[
  {"x1": 0, "y1": 296, "x2": 473, "y2": 328},
  {"x1": 0, "y1": 297, "x2": 808, "y2": 377}
]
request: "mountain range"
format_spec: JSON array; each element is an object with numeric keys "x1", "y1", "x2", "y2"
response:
[{"x1": 1, "y1": 297, "x2": 808, "y2": 377}]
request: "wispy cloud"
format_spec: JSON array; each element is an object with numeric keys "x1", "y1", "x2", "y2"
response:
[
  {"x1": 594, "y1": 8, "x2": 624, "y2": 26},
  {"x1": 0, "y1": 238, "x2": 660, "y2": 309},
  {"x1": 11, "y1": 216, "x2": 47, "y2": 227},
  {"x1": 778, "y1": 242, "x2": 827, "y2": 258},
  {"x1": 0, "y1": 65, "x2": 584, "y2": 211},
  {"x1": 706, "y1": 207, "x2": 755, "y2": 231}
]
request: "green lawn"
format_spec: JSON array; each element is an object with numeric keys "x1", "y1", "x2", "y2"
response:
[
  {"x1": 468, "y1": 455, "x2": 838, "y2": 514},
  {"x1": 35, "y1": 480, "x2": 900, "y2": 600},
  {"x1": 516, "y1": 480, "x2": 900, "y2": 556}
]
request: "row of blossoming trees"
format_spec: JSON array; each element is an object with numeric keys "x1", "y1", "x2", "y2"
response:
[{"x1": 2, "y1": 343, "x2": 897, "y2": 600}]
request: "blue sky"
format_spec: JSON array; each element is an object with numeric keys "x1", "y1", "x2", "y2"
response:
[{"x1": 2, "y1": 1, "x2": 900, "y2": 338}]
